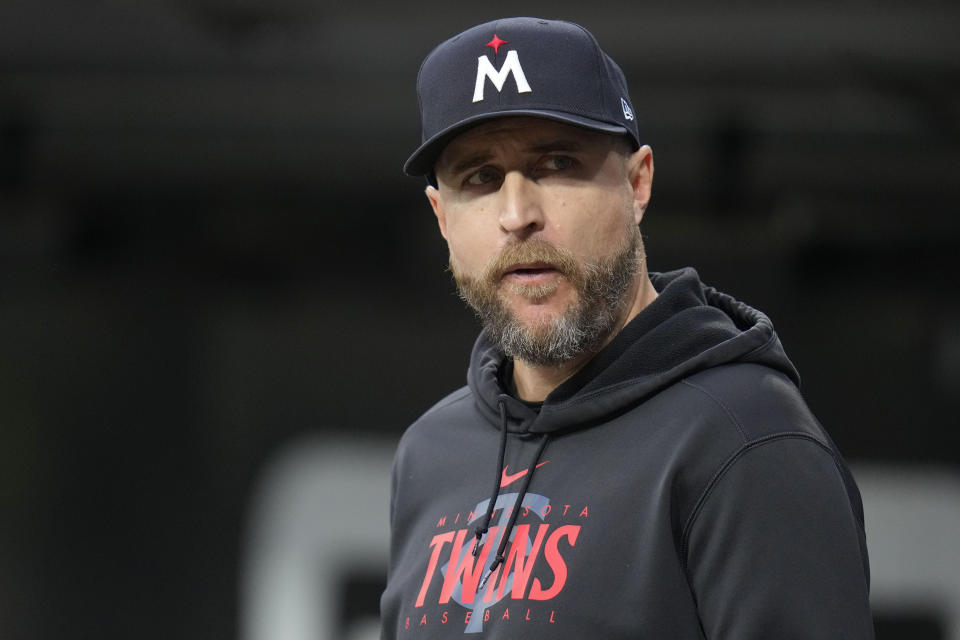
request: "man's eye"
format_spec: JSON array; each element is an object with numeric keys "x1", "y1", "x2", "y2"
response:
[
  {"x1": 542, "y1": 155, "x2": 576, "y2": 171},
  {"x1": 465, "y1": 167, "x2": 500, "y2": 186}
]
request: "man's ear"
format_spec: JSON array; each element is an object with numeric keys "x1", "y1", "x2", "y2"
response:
[
  {"x1": 425, "y1": 185, "x2": 448, "y2": 239},
  {"x1": 627, "y1": 145, "x2": 654, "y2": 225}
]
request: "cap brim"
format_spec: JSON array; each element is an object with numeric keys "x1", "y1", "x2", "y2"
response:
[{"x1": 403, "y1": 109, "x2": 633, "y2": 178}]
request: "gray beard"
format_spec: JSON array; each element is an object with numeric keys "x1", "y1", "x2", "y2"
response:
[{"x1": 452, "y1": 227, "x2": 643, "y2": 367}]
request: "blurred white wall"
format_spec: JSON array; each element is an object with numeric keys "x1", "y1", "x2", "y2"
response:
[
  {"x1": 855, "y1": 463, "x2": 960, "y2": 640},
  {"x1": 241, "y1": 437, "x2": 393, "y2": 640}
]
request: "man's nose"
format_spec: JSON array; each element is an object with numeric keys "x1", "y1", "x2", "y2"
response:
[{"x1": 498, "y1": 171, "x2": 545, "y2": 236}]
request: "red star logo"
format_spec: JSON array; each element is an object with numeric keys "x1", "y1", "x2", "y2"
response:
[{"x1": 485, "y1": 34, "x2": 508, "y2": 54}]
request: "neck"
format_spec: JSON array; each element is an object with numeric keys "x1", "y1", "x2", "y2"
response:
[{"x1": 511, "y1": 272, "x2": 659, "y2": 402}]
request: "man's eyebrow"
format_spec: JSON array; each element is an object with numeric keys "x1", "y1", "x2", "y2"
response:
[
  {"x1": 448, "y1": 152, "x2": 494, "y2": 176},
  {"x1": 444, "y1": 139, "x2": 585, "y2": 175}
]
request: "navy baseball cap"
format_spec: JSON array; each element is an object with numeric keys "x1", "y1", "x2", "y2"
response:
[{"x1": 404, "y1": 17, "x2": 641, "y2": 178}]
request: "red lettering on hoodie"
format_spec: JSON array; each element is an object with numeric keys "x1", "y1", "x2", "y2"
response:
[
  {"x1": 497, "y1": 523, "x2": 550, "y2": 600},
  {"x1": 528, "y1": 525, "x2": 581, "y2": 600},
  {"x1": 439, "y1": 527, "x2": 497, "y2": 605},
  {"x1": 416, "y1": 531, "x2": 454, "y2": 607}
]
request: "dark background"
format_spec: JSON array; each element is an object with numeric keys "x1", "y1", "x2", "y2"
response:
[{"x1": 2, "y1": 1, "x2": 958, "y2": 638}]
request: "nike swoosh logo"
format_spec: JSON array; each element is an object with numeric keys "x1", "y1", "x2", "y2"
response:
[{"x1": 500, "y1": 461, "x2": 550, "y2": 488}]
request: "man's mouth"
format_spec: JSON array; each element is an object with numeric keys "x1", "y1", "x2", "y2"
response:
[{"x1": 502, "y1": 262, "x2": 560, "y2": 283}]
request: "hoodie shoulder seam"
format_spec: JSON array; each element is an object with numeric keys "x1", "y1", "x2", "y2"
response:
[
  {"x1": 678, "y1": 433, "x2": 837, "y2": 569},
  {"x1": 680, "y1": 378, "x2": 749, "y2": 443}
]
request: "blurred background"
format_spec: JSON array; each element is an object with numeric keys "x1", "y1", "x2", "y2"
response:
[{"x1": 1, "y1": 1, "x2": 958, "y2": 638}]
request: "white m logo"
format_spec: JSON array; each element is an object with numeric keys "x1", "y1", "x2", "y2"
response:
[{"x1": 472, "y1": 50, "x2": 532, "y2": 103}]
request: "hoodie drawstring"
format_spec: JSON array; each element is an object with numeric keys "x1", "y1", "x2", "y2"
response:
[
  {"x1": 472, "y1": 399, "x2": 550, "y2": 589},
  {"x1": 471, "y1": 400, "x2": 509, "y2": 556},
  {"x1": 480, "y1": 433, "x2": 549, "y2": 588}
]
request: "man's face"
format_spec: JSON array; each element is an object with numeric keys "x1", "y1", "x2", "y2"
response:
[{"x1": 426, "y1": 117, "x2": 653, "y2": 366}]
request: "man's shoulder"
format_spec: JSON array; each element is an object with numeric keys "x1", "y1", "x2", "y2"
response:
[
  {"x1": 393, "y1": 385, "x2": 485, "y2": 473},
  {"x1": 400, "y1": 385, "x2": 477, "y2": 439},
  {"x1": 678, "y1": 362, "x2": 828, "y2": 445},
  {"x1": 416, "y1": 385, "x2": 475, "y2": 421}
]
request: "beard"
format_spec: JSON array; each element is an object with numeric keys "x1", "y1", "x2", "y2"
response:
[{"x1": 451, "y1": 226, "x2": 644, "y2": 367}]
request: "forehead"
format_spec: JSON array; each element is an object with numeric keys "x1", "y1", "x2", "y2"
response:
[{"x1": 437, "y1": 117, "x2": 614, "y2": 167}]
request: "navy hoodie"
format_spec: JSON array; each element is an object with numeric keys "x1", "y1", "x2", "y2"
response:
[{"x1": 380, "y1": 268, "x2": 874, "y2": 638}]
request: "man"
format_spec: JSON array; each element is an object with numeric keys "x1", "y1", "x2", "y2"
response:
[{"x1": 381, "y1": 17, "x2": 874, "y2": 639}]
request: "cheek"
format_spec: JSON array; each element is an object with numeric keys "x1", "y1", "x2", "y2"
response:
[
  {"x1": 444, "y1": 215, "x2": 497, "y2": 272},
  {"x1": 556, "y1": 193, "x2": 632, "y2": 256}
]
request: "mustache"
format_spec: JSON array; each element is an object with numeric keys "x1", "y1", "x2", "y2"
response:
[{"x1": 481, "y1": 239, "x2": 582, "y2": 285}]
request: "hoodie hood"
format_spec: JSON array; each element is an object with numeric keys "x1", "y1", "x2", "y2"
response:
[{"x1": 467, "y1": 267, "x2": 799, "y2": 434}]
